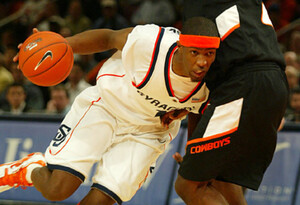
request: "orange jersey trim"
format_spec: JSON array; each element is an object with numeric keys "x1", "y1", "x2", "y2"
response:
[
  {"x1": 221, "y1": 24, "x2": 240, "y2": 41},
  {"x1": 186, "y1": 126, "x2": 238, "y2": 147},
  {"x1": 97, "y1": 73, "x2": 125, "y2": 81},
  {"x1": 49, "y1": 97, "x2": 102, "y2": 156}
]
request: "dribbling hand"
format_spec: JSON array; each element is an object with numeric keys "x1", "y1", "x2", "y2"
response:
[{"x1": 13, "y1": 28, "x2": 40, "y2": 67}]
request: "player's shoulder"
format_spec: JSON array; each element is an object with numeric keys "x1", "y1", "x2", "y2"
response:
[
  {"x1": 164, "y1": 26, "x2": 180, "y2": 36},
  {"x1": 123, "y1": 24, "x2": 179, "y2": 57},
  {"x1": 131, "y1": 24, "x2": 180, "y2": 38},
  {"x1": 131, "y1": 24, "x2": 160, "y2": 37}
]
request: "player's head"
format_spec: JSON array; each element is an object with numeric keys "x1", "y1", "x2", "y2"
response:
[
  {"x1": 176, "y1": 17, "x2": 220, "y2": 82},
  {"x1": 181, "y1": 16, "x2": 219, "y2": 37}
]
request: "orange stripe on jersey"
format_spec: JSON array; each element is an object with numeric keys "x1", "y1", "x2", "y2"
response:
[
  {"x1": 186, "y1": 126, "x2": 238, "y2": 147},
  {"x1": 96, "y1": 73, "x2": 125, "y2": 81},
  {"x1": 169, "y1": 133, "x2": 173, "y2": 141},
  {"x1": 133, "y1": 27, "x2": 163, "y2": 88},
  {"x1": 138, "y1": 170, "x2": 149, "y2": 189},
  {"x1": 49, "y1": 97, "x2": 102, "y2": 156},
  {"x1": 221, "y1": 24, "x2": 240, "y2": 41}
]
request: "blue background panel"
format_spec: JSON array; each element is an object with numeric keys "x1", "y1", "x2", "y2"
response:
[{"x1": 0, "y1": 118, "x2": 299, "y2": 205}]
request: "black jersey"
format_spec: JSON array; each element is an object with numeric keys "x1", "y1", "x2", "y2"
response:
[{"x1": 184, "y1": 0, "x2": 285, "y2": 89}]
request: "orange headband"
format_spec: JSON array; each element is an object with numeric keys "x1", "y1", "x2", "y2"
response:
[{"x1": 179, "y1": 34, "x2": 220, "y2": 48}]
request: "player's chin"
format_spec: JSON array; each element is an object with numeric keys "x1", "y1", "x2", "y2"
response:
[
  {"x1": 190, "y1": 76, "x2": 203, "y2": 82},
  {"x1": 190, "y1": 71, "x2": 205, "y2": 82}
]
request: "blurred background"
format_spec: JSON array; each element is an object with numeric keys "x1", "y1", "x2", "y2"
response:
[{"x1": 0, "y1": 0, "x2": 299, "y2": 204}]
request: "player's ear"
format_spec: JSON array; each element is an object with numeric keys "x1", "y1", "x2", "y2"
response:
[{"x1": 176, "y1": 41, "x2": 182, "y2": 48}]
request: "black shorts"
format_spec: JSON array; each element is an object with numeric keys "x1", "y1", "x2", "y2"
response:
[{"x1": 178, "y1": 62, "x2": 289, "y2": 190}]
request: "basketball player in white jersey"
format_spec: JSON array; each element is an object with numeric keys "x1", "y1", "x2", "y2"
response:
[{"x1": 0, "y1": 17, "x2": 220, "y2": 204}]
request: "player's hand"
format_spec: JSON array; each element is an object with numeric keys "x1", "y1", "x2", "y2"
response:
[
  {"x1": 32, "y1": 28, "x2": 39, "y2": 34},
  {"x1": 277, "y1": 117, "x2": 285, "y2": 131},
  {"x1": 13, "y1": 28, "x2": 40, "y2": 67},
  {"x1": 160, "y1": 109, "x2": 189, "y2": 128},
  {"x1": 172, "y1": 152, "x2": 183, "y2": 164},
  {"x1": 12, "y1": 43, "x2": 23, "y2": 65}
]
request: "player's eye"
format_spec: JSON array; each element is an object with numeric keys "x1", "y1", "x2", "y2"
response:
[
  {"x1": 190, "y1": 50, "x2": 198, "y2": 55},
  {"x1": 207, "y1": 51, "x2": 215, "y2": 56}
]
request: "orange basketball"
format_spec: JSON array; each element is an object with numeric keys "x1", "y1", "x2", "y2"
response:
[{"x1": 19, "y1": 31, "x2": 74, "y2": 87}]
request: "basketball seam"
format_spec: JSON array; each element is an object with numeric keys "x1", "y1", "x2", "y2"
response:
[
  {"x1": 50, "y1": 45, "x2": 74, "y2": 85},
  {"x1": 24, "y1": 42, "x2": 68, "y2": 78}
]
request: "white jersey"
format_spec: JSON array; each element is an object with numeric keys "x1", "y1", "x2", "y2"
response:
[
  {"x1": 97, "y1": 24, "x2": 209, "y2": 127},
  {"x1": 45, "y1": 24, "x2": 210, "y2": 203}
]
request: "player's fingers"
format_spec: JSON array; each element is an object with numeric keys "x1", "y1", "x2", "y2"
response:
[
  {"x1": 175, "y1": 152, "x2": 183, "y2": 162},
  {"x1": 13, "y1": 44, "x2": 23, "y2": 68},
  {"x1": 13, "y1": 53, "x2": 19, "y2": 62},
  {"x1": 166, "y1": 118, "x2": 173, "y2": 128},
  {"x1": 13, "y1": 54, "x2": 20, "y2": 70},
  {"x1": 172, "y1": 110, "x2": 181, "y2": 117},
  {"x1": 177, "y1": 110, "x2": 189, "y2": 118},
  {"x1": 33, "y1": 28, "x2": 39, "y2": 33},
  {"x1": 160, "y1": 112, "x2": 171, "y2": 127},
  {"x1": 172, "y1": 152, "x2": 183, "y2": 164},
  {"x1": 170, "y1": 109, "x2": 189, "y2": 120},
  {"x1": 161, "y1": 118, "x2": 171, "y2": 129}
]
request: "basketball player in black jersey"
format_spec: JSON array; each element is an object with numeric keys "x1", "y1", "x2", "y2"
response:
[{"x1": 174, "y1": 0, "x2": 289, "y2": 204}]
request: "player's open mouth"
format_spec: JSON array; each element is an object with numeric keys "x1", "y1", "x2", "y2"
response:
[{"x1": 192, "y1": 71, "x2": 205, "y2": 79}]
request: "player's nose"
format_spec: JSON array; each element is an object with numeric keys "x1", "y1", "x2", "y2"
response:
[{"x1": 196, "y1": 55, "x2": 207, "y2": 68}]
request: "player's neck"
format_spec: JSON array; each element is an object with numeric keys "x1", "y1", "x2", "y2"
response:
[{"x1": 172, "y1": 50, "x2": 186, "y2": 77}]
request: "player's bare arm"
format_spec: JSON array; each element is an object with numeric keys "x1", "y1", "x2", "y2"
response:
[
  {"x1": 13, "y1": 27, "x2": 133, "y2": 67},
  {"x1": 66, "y1": 27, "x2": 134, "y2": 55}
]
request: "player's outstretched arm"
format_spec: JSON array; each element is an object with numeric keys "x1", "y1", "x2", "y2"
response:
[
  {"x1": 66, "y1": 27, "x2": 133, "y2": 55},
  {"x1": 12, "y1": 27, "x2": 133, "y2": 66}
]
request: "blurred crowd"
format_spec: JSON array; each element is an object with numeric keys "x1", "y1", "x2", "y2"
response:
[{"x1": 0, "y1": 0, "x2": 299, "y2": 124}]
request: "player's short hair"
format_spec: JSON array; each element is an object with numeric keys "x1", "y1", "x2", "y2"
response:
[{"x1": 181, "y1": 17, "x2": 219, "y2": 37}]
